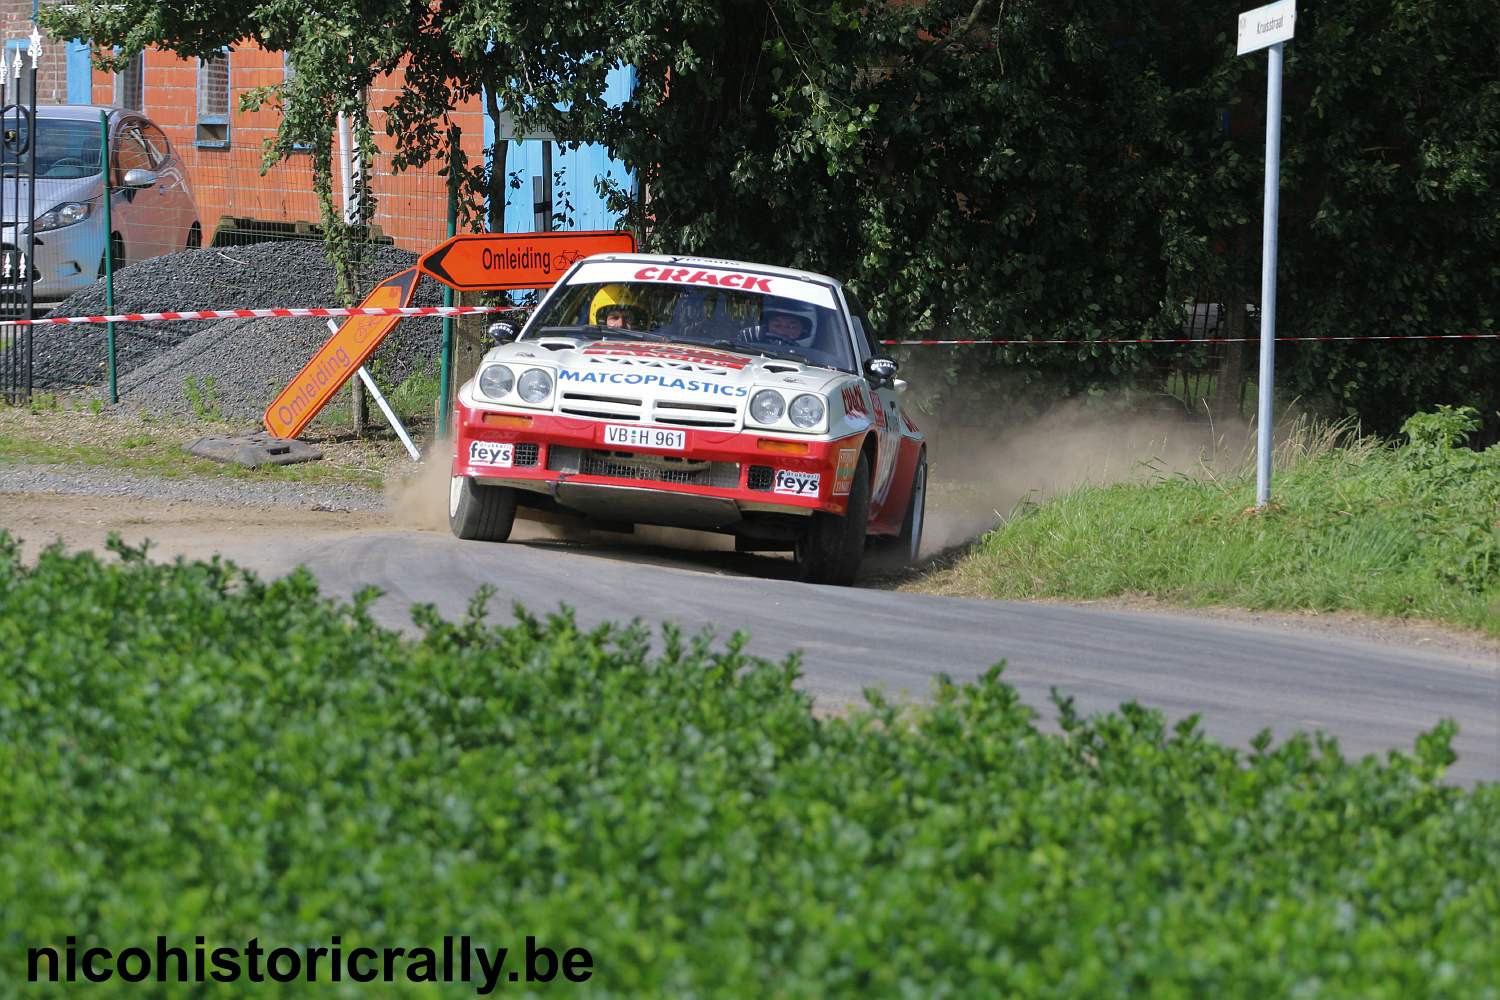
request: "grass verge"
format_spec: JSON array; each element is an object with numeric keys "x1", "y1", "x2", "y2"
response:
[
  {"x1": 1, "y1": 534, "x2": 1496, "y2": 996},
  {"x1": 938, "y1": 407, "x2": 1500, "y2": 636},
  {"x1": 0, "y1": 404, "x2": 400, "y2": 489}
]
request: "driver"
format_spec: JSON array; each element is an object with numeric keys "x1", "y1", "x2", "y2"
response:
[
  {"x1": 589, "y1": 284, "x2": 649, "y2": 331},
  {"x1": 760, "y1": 306, "x2": 817, "y2": 348}
]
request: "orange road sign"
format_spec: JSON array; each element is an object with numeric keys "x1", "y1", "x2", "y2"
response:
[
  {"x1": 262, "y1": 268, "x2": 420, "y2": 439},
  {"x1": 418, "y1": 231, "x2": 636, "y2": 292}
]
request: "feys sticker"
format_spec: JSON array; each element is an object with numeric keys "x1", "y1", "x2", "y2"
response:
[
  {"x1": 773, "y1": 470, "x2": 821, "y2": 497},
  {"x1": 469, "y1": 441, "x2": 515, "y2": 467}
]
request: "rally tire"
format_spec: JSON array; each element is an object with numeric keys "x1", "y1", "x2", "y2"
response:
[
  {"x1": 796, "y1": 454, "x2": 870, "y2": 586},
  {"x1": 449, "y1": 475, "x2": 517, "y2": 542},
  {"x1": 869, "y1": 450, "x2": 927, "y2": 571}
]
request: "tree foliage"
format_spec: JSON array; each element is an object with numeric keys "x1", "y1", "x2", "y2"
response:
[{"x1": 41, "y1": 0, "x2": 1497, "y2": 433}]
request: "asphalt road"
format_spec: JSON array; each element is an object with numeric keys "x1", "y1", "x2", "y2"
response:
[{"x1": 224, "y1": 526, "x2": 1500, "y2": 786}]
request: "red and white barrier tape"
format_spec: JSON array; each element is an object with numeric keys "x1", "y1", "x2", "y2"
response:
[
  {"x1": 0, "y1": 306, "x2": 1490, "y2": 345},
  {"x1": 880, "y1": 333, "x2": 1499, "y2": 345},
  {"x1": 1, "y1": 304, "x2": 516, "y2": 326}
]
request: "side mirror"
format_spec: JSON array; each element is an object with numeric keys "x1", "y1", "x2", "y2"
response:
[
  {"x1": 487, "y1": 320, "x2": 521, "y2": 344},
  {"x1": 865, "y1": 356, "x2": 899, "y2": 384},
  {"x1": 121, "y1": 168, "x2": 157, "y2": 189}
]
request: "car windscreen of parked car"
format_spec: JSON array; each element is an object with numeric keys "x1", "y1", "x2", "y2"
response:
[
  {"x1": 3, "y1": 119, "x2": 104, "y2": 180},
  {"x1": 526, "y1": 279, "x2": 857, "y2": 373}
]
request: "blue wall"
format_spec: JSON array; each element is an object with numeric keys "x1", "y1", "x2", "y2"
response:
[{"x1": 481, "y1": 65, "x2": 636, "y2": 233}]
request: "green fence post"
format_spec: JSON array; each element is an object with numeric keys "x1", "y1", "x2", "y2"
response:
[
  {"x1": 100, "y1": 110, "x2": 117, "y2": 404},
  {"x1": 437, "y1": 162, "x2": 457, "y2": 439}
]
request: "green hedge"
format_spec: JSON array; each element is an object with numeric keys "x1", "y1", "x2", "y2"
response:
[{"x1": 2, "y1": 536, "x2": 1497, "y2": 997}]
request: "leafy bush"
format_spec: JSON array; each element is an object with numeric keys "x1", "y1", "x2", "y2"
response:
[
  {"x1": 2, "y1": 535, "x2": 1497, "y2": 997},
  {"x1": 961, "y1": 409, "x2": 1500, "y2": 633}
]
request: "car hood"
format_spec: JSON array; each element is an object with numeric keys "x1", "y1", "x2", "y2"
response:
[
  {"x1": 488, "y1": 338, "x2": 848, "y2": 398},
  {"x1": 1, "y1": 175, "x2": 103, "y2": 223}
]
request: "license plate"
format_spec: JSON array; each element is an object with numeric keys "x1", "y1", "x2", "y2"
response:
[{"x1": 603, "y1": 424, "x2": 686, "y2": 451}]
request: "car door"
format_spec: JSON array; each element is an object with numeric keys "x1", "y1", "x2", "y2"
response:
[
  {"x1": 137, "y1": 121, "x2": 195, "y2": 253},
  {"x1": 108, "y1": 119, "x2": 158, "y2": 265},
  {"x1": 843, "y1": 290, "x2": 904, "y2": 509}
]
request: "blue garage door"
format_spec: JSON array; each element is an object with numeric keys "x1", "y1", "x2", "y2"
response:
[{"x1": 483, "y1": 65, "x2": 636, "y2": 234}]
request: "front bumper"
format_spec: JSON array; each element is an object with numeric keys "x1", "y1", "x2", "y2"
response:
[
  {"x1": 2, "y1": 219, "x2": 105, "y2": 303},
  {"x1": 452, "y1": 401, "x2": 862, "y2": 528}
]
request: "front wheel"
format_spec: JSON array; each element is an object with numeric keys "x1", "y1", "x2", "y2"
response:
[
  {"x1": 449, "y1": 475, "x2": 517, "y2": 541},
  {"x1": 795, "y1": 454, "x2": 870, "y2": 586}
]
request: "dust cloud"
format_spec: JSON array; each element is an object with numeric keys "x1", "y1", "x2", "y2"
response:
[
  {"x1": 919, "y1": 399, "x2": 1251, "y2": 556},
  {"x1": 384, "y1": 440, "x2": 453, "y2": 532}
]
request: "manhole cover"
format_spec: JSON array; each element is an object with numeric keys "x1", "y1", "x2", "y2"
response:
[{"x1": 184, "y1": 431, "x2": 323, "y2": 467}]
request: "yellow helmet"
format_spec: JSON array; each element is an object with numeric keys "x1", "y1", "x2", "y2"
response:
[{"x1": 590, "y1": 284, "x2": 646, "y2": 326}]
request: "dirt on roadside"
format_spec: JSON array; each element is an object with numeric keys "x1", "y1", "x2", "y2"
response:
[{"x1": 3, "y1": 492, "x2": 392, "y2": 566}]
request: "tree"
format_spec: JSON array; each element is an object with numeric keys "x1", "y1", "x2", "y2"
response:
[{"x1": 44, "y1": 0, "x2": 1497, "y2": 435}]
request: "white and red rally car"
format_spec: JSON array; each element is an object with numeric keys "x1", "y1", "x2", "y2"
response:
[{"x1": 449, "y1": 254, "x2": 926, "y2": 585}]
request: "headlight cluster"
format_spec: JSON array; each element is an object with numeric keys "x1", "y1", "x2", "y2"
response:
[
  {"x1": 33, "y1": 202, "x2": 91, "y2": 232},
  {"x1": 476, "y1": 364, "x2": 553, "y2": 407},
  {"x1": 748, "y1": 389, "x2": 825, "y2": 431}
]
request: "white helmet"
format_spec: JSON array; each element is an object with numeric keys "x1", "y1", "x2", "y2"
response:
[{"x1": 759, "y1": 300, "x2": 819, "y2": 347}]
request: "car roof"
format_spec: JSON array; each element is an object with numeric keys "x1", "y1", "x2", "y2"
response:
[
  {"x1": 33, "y1": 104, "x2": 140, "y2": 122},
  {"x1": 581, "y1": 252, "x2": 842, "y2": 289}
]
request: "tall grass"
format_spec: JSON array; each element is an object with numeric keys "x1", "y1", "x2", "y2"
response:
[{"x1": 959, "y1": 408, "x2": 1500, "y2": 635}]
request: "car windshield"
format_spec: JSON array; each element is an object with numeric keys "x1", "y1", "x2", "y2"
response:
[
  {"x1": 526, "y1": 275, "x2": 856, "y2": 372},
  {"x1": 0, "y1": 119, "x2": 104, "y2": 180}
]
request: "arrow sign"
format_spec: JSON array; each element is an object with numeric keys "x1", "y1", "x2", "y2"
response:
[
  {"x1": 262, "y1": 267, "x2": 420, "y2": 439},
  {"x1": 418, "y1": 231, "x2": 636, "y2": 292}
]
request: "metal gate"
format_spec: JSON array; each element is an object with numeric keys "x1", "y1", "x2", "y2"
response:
[{"x1": 0, "y1": 40, "x2": 38, "y2": 404}]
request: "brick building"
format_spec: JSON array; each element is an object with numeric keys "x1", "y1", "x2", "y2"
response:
[{"x1": 3, "y1": 2, "x2": 631, "y2": 253}]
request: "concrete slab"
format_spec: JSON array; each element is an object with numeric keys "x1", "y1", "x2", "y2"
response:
[{"x1": 183, "y1": 432, "x2": 324, "y2": 467}]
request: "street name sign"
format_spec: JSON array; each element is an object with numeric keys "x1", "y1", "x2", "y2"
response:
[
  {"x1": 1238, "y1": 0, "x2": 1296, "y2": 56},
  {"x1": 1239, "y1": 0, "x2": 1295, "y2": 506}
]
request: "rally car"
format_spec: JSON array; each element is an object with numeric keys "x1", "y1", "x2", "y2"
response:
[{"x1": 448, "y1": 253, "x2": 926, "y2": 585}]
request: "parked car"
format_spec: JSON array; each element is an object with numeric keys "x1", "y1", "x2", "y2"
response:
[
  {"x1": 448, "y1": 253, "x2": 927, "y2": 585},
  {"x1": 1, "y1": 104, "x2": 200, "y2": 303}
]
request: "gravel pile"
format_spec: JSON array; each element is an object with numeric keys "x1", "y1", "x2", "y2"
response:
[{"x1": 34, "y1": 241, "x2": 446, "y2": 421}]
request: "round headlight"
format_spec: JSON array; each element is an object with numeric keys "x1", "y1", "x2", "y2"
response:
[
  {"x1": 477, "y1": 364, "x2": 514, "y2": 399},
  {"x1": 516, "y1": 368, "x2": 553, "y2": 403},
  {"x1": 749, "y1": 389, "x2": 785, "y2": 424},
  {"x1": 788, "y1": 393, "x2": 825, "y2": 429}
]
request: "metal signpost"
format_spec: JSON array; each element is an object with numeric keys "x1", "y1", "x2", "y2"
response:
[{"x1": 1238, "y1": 0, "x2": 1295, "y2": 507}]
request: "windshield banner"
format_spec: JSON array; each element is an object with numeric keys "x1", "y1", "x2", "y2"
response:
[{"x1": 566, "y1": 262, "x2": 837, "y2": 309}]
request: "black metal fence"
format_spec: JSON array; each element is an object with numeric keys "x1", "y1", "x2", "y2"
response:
[{"x1": 0, "y1": 50, "x2": 38, "y2": 403}]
